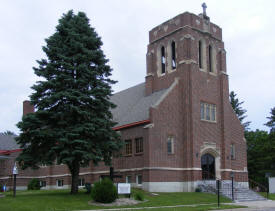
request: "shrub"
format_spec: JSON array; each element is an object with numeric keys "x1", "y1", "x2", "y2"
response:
[
  {"x1": 195, "y1": 187, "x2": 202, "y2": 192},
  {"x1": 84, "y1": 183, "x2": 91, "y2": 194},
  {"x1": 91, "y1": 178, "x2": 118, "y2": 203},
  {"x1": 134, "y1": 191, "x2": 144, "y2": 201},
  {"x1": 27, "y1": 178, "x2": 40, "y2": 190}
]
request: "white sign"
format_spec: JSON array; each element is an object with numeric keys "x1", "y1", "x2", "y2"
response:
[
  {"x1": 13, "y1": 163, "x2": 18, "y2": 175},
  {"x1": 270, "y1": 177, "x2": 275, "y2": 194},
  {"x1": 117, "y1": 183, "x2": 131, "y2": 194}
]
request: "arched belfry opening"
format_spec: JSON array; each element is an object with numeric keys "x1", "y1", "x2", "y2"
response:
[{"x1": 201, "y1": 153, "x2": 215, "y2": 180}]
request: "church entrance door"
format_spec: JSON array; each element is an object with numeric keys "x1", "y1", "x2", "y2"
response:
[{"x1": 201, "y1": 153, "x2": 215, "y2": 180}]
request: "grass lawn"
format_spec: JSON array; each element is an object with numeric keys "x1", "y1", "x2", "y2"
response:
[
  {"x1": 259, "y1": 192, "x2": 275, "y2": 200},
  {"x1": 0, "y1": 188, "x2": 244, "y2": 211},
  {"x1": 268, "y1": 193, "x2": 275, "y2": 200}
]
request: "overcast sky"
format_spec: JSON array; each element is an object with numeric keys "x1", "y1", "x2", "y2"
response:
[{"x1": 0, "y1": 0, "x2": 274, "y2": 134}]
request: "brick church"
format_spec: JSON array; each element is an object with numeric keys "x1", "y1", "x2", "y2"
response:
[{"x1": 0, "y1": 8, "x2": 248, "y2": 192}]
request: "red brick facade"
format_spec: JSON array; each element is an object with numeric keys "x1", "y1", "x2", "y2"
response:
[{"x1": 0, "y1": 11, "x2": 248, "y2": 192}]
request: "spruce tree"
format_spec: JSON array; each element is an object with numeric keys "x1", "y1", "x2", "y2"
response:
[
  {"x1": 265, "y1": 107, "x2": 275, "y2": 132},
  {"x1": 229, "y1": 91, "x2": 251, "y2": 131},
  {"x1": 16, "y1": 10, "x2": 122, "y2": 194}
]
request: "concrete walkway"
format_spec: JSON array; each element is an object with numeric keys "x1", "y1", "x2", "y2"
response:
[
  {"x1": 79, "y1": 203, "x2": 222, "y2": 211},
  {"x1": 79, "y1": 200, "x2": 275, "y2": 211},
  {"x1": 213, "y1": 200, "x2": 275, "y2": 211}
]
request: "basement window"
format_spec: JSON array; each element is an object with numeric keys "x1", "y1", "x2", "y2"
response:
[
  {"x1": 136, "y1": 175, "x2": 142, "y2": 185},
  {"x1": 126, "y1": 175, "x2": 132, "y2": 183},
  {"x1": 40, "y1": 181, "x2": 46, "y2": 187},
  {"x1": 78, "y1": 178, "x2": 85, "y2": 187},
  {"x1": 56, "y1": 179, "x2": 63, "y2": 187}
]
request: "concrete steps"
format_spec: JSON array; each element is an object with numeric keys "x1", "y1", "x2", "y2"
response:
[
  {"x1": 198, "y1": 182, "x2": 267, "y2": 202},
  {"x1": 221, "y1": 188, "x2": 267, "y2": 202}
]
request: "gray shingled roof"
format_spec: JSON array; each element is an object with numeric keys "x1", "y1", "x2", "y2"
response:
[
  {"x1": 0, "y1": 83, "x2": 167, "y2": 151},
  {"x1": 0, "y1": 134, "x2": 19, "y2": 151},
  {"x1": 110, "y1": 82, "x2": 167, "y2": 127}
]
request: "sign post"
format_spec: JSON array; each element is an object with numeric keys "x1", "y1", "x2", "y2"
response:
[
  {"x1": 230, "y1": 172, "x2": 234, "y2": 201},
  {"x1": 12, "y1": 163, "x2": 18, "y2": 197}
]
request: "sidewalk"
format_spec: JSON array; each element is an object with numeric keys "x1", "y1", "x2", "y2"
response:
[
  {"x1": 78, "y1": 200, "x2": 275, "y2": 211},
  {"x1": 79, "y1": 203, "x2": 234, "y2": 211},
  {"x1": 213, "y1": 200, "x2": 275, "y2": 211}
]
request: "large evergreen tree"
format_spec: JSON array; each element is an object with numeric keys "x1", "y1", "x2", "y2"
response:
[
  {"x1": 0, "y1": 130, "x2": 16, "y2": 135},
  {"x1": 229, "y1": 91, "x2": 251, "y2": 130},
  {"x1": 265, "y1": 107, "x2": 275, "y2": 132},
  {"x1": 16, "y1": 10, "x2": 122, "y2": 194}
]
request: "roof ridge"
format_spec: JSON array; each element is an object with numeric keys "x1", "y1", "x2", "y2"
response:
[{"x1": 112, "y1": 82, "x2": 145, "y2": 96}]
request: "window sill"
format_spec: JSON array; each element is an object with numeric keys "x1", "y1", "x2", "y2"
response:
[
  {"x1": 199, "y1": 68, "x2": 207, "y2": 72},
  {"x1": 135, "y1": 152, "x2": 144, "y2": 156},
  {"x1": 157, "y1": 72, "x2": 166, "y2": 77},
  {"x1": 209, "y1": 72, "x2": 217, "y2": 76},
  {"x1": 200, "y1": 119, "x2": 217, "y2": 124},
  {"x1": 168, "y1": 68, "x2": 177, "y2": 73},
  {"x1": 124, "y1": 154, "x2": 132, "y2": 157}
]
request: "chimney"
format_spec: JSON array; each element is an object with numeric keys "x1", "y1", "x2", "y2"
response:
[{"x1": 23, "y1": 100, "x2": 35, "y2": 116}]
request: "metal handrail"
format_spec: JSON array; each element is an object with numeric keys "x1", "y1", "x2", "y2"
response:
[
  {"x1": 249, "y1": 178, "x2": 268, "y2": 199},
  {"x1": 200, "y1": 171, "x2": 235, "y2": 200}
]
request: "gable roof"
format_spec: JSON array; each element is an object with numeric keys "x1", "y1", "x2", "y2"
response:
[
  {"x1": 110, "y1": 82, "x2": 167, "y2": 128},
  {"x1": 0, "y1": 134, "x2": 19, "y2": 151}
]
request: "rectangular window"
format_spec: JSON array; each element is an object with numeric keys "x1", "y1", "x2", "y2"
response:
[
  {"x1": 135, "y1": 137, "x2": 143, "y2": 154},
  {"x1": 230, "y1": 144, "x2": 236, "y2": 160},
  {"x1": 40, "y1": 181, "x2": 46, "y2": 187},
  {"x1": 206, "y1": 104, "x2": 210, "y2": 120},
  {"x1": 199, "y1": 41, "x2": 202, "y2": 68},
  {"x1": 78, "y1": 178, "x2": 85, "y2": 186},
  {"x1": 161, "y1": 46, "x2": 166, "y2": 74},
  {"x1": 136, "y1": 175, "x2": 142, "y2": 185},
  {"x1": 209, "y1": 45, "x2": 212, "y2": 72},
  {"x1": 126, "y1": 176, "x2": 132, "y2": 183},
  {"x1": 211, "y1": 105, "x2": 216, "y2": 121},
  {"x1": 171, "y1": 41, "x2": 176, "y2": 69},
  {"x1": 57, "y1": 179, "x2": 64, "y2": 187},
  {"x1": 125, "y1": 140, "x2": 132, "y2": 155},
  {"x1": 167, "y1": 136, "x2": 174, "y2": 154},
  {"x1": 200, "y1": 103, "x2": 205, "y2": 120},
  {"x1": 201, "y1": 102, "x2": 216, "y2": 122}
]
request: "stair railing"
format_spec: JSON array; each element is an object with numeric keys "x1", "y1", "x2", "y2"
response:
[
  {"x1": 249, "y1": 178, "x2": 268, "y2": 199},
  {"x1": 200, "y1": 171, "x2": 235, "y2": 200}
]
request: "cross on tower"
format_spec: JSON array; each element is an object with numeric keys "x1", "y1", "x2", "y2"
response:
[{"x1": 202, "y1": 2, "x2": 207, "y2": 16}]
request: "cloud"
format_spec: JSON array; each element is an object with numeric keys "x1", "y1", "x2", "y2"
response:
[{"x1": 0, "y1": 0, "x2": 274, "y2": 133}]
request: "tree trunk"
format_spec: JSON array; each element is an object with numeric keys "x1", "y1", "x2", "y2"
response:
[{"x1": 68, "y1": 161, "x2": 80, "y2": 194}]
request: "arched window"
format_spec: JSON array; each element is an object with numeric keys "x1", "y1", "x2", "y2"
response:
[
  {"x1": 161, "y1": 46, "x2": 166, "y2": 74},
  {"x1": 209, "y1": 45, "x2": 213, "y2": 72},
  {"x1": 171, "y1": 41, "x2": 176, "y2": 69},
  {"x1": 199, "y1": 41, "x2": 203, "y2": 69}
]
